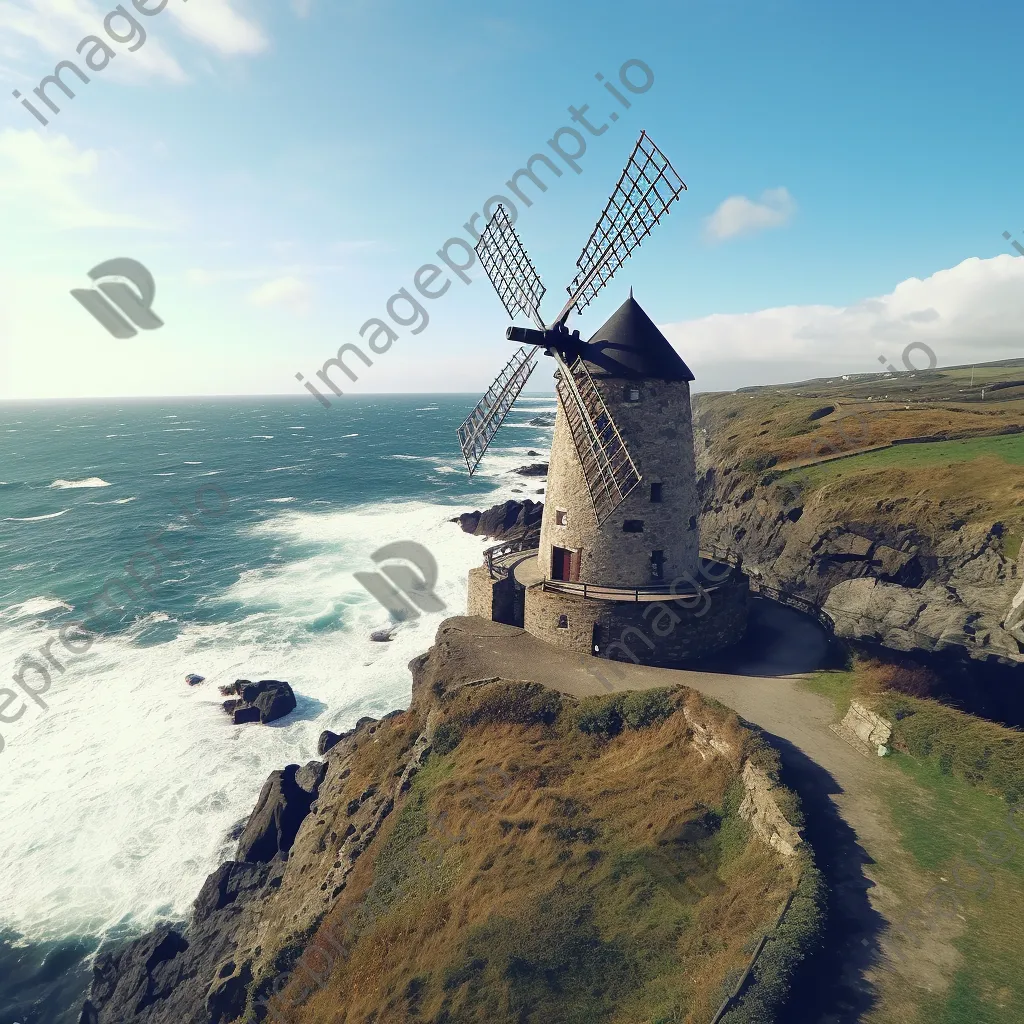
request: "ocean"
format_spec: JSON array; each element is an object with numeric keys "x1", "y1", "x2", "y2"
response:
[{"x1": 0, "y1": 394, "x2": 556, "y2": 1024}]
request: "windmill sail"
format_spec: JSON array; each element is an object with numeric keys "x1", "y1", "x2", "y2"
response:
[
  {"x1": 555, "y1": 356, "x2": 641, "y2": 524},
  {"x1": 458, "y1": 346, "x2": 538, "y2": 475},
  {"x1": 558, "y1": 132, "x2": 686, "y2": 322},
  {"x1": 475, "y1": 206, "x2": 547, "y2": 328}
]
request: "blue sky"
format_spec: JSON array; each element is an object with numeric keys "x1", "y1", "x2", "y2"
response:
[{"x1": 0, "y1": 0, "x2": 1022, "y2": 400}]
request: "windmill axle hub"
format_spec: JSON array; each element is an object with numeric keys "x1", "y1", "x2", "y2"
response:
[{"x1": 506, "y1": 324, "x2": 582, "y2": 357}]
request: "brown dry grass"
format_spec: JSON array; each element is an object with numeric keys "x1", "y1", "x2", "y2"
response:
[{"x1": 282, "y1": 687, "x2": 800, "y2": 1024}]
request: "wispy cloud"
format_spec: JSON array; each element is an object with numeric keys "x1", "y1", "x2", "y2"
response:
[
  {"x1": 0, "y1": 0, "x2": 268, "y2": 83},
  {"x1": 0, "y1": 129, "x2": 154, "y2": 229},
  {"x1": 704, "y1": 186, "x2": 796, "y2": 242},
  {"x1": 247, "y1": 275, "x2": 313, "y2": 313},
  {"x1": 167, "y1": 0, "x2": 268, "y2": 56},
  {"x1": 661, "y1": 255, "x2": 1024, "y2": 386},
  {"x1": 0, "y1": 0, "x2": 189, "y2": 82}
]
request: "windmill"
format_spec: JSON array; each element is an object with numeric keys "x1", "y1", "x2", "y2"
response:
[{"x1": 457, "y1": 130, "x2": 687, "y2": 526}]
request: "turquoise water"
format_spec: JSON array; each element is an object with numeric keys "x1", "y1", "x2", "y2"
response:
[{"x1": 0, "y1": 394, "x2": 554, "y2": 1023}]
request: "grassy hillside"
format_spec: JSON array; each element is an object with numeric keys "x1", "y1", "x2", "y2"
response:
[
  {"x1": 801, "y1": 663, "x2": 1024, "y2": 1024},
  {"x1": 267, "y1": 685, "x2": 814, "y2": 1024},
  {"x1": 695, "y1": 358, "x2": 1024, "y2": 541}
]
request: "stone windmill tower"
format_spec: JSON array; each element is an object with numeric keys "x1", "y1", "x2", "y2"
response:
[
  {"x1": 538, "y1": 291, "x2": 700, "y2": 590},
  {"x1": 460, "y1": 133, "x2": 748, "y2": 665}
]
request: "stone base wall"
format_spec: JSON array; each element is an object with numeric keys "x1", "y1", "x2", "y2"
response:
[
  {"x1": 523, "y1": 573, "x2": 750, "y2": 666},
  {"x1": 467, "y1": 567, "x2": 520, "y2": 626}
]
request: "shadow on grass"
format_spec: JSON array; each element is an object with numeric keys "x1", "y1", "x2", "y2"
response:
[{"x1": 762, "y1": 731, "x2": 884, "y2": 1023}]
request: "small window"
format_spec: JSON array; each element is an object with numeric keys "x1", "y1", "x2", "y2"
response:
[
  {"x1": 627, "y1": 388, "x2": 641, "y2": 402},
  {"x1": 650, "y1": 483, "x2": 663, "y2": 503},
  {"x1": 622, "y1": 520, "x2": 644, "y2": 533},
  {"x1": 557, "y1": 614, "x2": 569, "y2": 629},
  {"x1": 688, "y1": 516, "x2": 697, "y2": 530},
  {"x1": 555, "y1": 509, "x2": 568, "y2": 526}
]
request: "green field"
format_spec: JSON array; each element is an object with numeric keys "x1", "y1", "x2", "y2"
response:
[
  {"x1": 799, "y1": 668, "x2": 1024, "y2": 1024},
  {"x1": 793, "y1": 433, "x2": 1024, "y2": 477}
]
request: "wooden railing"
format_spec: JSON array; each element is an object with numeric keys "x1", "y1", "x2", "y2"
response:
[
  {"x1": 483, "y1": 537, "x2": 988, "y2": 652},
  {"x1": 483, "y1": 530, "x2": 540, "y2": 579}
]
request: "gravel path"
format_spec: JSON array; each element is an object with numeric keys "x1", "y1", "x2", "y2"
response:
[{"x1": 436, "y1": 605, "x2": 943, "y2": 1022}]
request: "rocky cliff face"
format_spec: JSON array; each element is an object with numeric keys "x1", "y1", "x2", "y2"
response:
[
  {"x1": 77, "y1": 623, "x2": 811, "y2": 1024},
  {"x1": 694, "y1": 423, "x2": 1024, "y2": 667},
  {"x1": 79, "y1": 707, "x2": 427, "y2": 1024}
]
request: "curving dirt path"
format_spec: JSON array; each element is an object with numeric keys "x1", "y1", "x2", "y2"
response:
[{"x1": 436, "y1": 605, "x2": 953, "y2": 1023}]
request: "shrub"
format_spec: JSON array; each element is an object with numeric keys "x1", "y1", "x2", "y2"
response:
[
  {"x1": 574, "y1": 694, "x2": 625, "y2": 737},
  {"x1": 432, "y1": 719, "x2": 464, "y2": 755},
  {"x1": 738, "y1": 454, "x2": 778, "y2": 475},
  {"x1": 620, "y1": 688, "x2": 675, "y2": 730},
  {"x1": 721, "y1": 861, "x2": 826, "y2": 1024}
]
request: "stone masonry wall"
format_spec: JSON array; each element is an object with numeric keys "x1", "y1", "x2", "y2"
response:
[
  {"x1": 539, "y1": 377, "x2": 701, "y2": 588},
  {"x1": 467, "y1": 565, "x2": 518, "y2": 626},
  {"x1": 523, "y1": 572, "x2": 749, "y2": 666}
]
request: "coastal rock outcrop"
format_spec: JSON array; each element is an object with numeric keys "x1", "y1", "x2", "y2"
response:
[
  {"x1": 513, "y1": 462, "x2": 548, "y2": 477},
  {"x1": 528, "y1": 412, "x2": 556, "y2": 426},
  {"x1": 236, "y1": 762, "x2": 326, "y2": 863},
  {"x1": 694, "y1": 425, "x2": 1024, "y2": 667},
  {"x1": 450, "y1": 498, "x2": 542, "y2": 541},
  {"x1": 221, "y1": 679, "x2": 296, "y2": 725}
]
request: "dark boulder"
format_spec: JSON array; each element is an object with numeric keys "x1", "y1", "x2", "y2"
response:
[
  {"x1": 370, "y1": 627, "x2": 396, "y2": 642},
  {"x1": 514, "y1": 462, "x2": 548, "y2": 477},
  {"x1": 236, "y1": 764, "x2": 315, "y2": 864},
  {"x1": 193, "y1": 861, "x2": 270, "y2": 924},
  {"x1": 529, "y1": 412, "x2": 556, "y2": 426},
  {"x1": 318, "y1": 716, "x2": 381, "y2": 757},
  {"x1": 317, "y1": 729, "x2": 342, "y2": 755},
  {"x1": 295, "y1": 760, "x2": 327, "y2": 796},
  {"x1": 83, "y1": 925, "x2": 189, "y2": 1022},
  {"x1": 221, "y1": 679, "x2": 296, "y2": 725}
]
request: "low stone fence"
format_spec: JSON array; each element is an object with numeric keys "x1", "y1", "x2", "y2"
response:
[{"x1": 832, "y1": 700, "x2": 894, "y2": 757}]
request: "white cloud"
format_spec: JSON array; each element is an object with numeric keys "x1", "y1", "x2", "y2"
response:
[
  {"x1": 661, "y1": 255, "x2": 1024, "y2": 390},
  {"x1": 0, "y1": 0, "x2": 268, "y2": 85},
  {"x1": 704, "y1": 186, "x2": 796, "y2": 242},
  {"x1": 0, "y1": 0, "x2": 189, "y2": 82},
  {"x1": 247, "y1": 275, "x2": 312, "y2": 313},
  {"x1": 0, "y1": 128, "x2": 153, "y2": 228},
  {"x1": 167, "y1": 0, "x2": 268, "y2": 56}
]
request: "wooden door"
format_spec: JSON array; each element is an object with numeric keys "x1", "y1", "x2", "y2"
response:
[{"x1": 568, "y1": 549, "x2": 581, "y2": 583}]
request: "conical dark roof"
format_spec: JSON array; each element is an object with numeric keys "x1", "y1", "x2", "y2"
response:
[{"x1": 579, "y1": 294, "x2": 694, "y2": 381}]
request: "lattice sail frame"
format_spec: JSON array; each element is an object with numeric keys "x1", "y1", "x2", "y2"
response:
[
  {"x1": 554, "y1": 357, "x2": 642, "y2": 525},
  {"x1": 475, "y1": 206, "x2": 547, "y2": 327},
  {"x1": 457, "y1": 346, "x2": 538, "y2": 475},
  {"x1": 562, "y1": 131, "x2": 687, "y2": 319}
]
